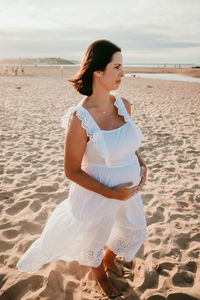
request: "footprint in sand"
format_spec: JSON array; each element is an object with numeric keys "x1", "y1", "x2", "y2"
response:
[
  {"x1": 18, "y1": 220, "x2": 41, "y2": 234},
  {"x1": 29, "y1": 199, "x2": 41, "y2": 212},
  {"x1": 6, "y1": 167, "x2": 23, "y2": 174},
  {"x1": 146, "y1": 206, "x2": 165, "y2": 226},
  {"x1": 149, "y1": 238, "x2": 161, "y2": 246},
  {"x1": 176, "y1": 200, "x2": 189, "y2": 208},
  {"x1": 0, "y1": 191, "x2": 14, "y2": 200},
  {"x1": 5, "y1": 200, "x2": 29, "y2": 216},
  {"x1": 182, "y1": 261, "x2": 197, "y2": 273},
  {"x1": 138, "y1": 270, "x2": 159, "y2": 292},
  {"x1": 22, "y1": 154, "x2": 36, "y2": 162},
  {"x1": 0, "y1": 240, "x2": 14, "y2": 252},
  {"x1": 0, "y1": 218, "x2": 13, "y2": 229},
  {"x1": 2, "y1": 229, "x2": 18, "y2": 239},
  {"x1": 34, "y1": 210, "x2": 48, "y2": 224},
  {"x1": 151, "y1": 163, "x2": 163, "y2": 169},
  {"x1": 155, "y1": 261, "x2": 175, "y2": 272},
  {"x1": 172, "y1": 271, "x2": 194, "y2": 287},
  {"x1": 165, "y1": 248, "x2": 182, "y2": 261},
  {"x1": 173, "y1": 190, "x2": 186, "y2": 197},
  {"x1": 169, "y1": 213, "x2": 190, "y2": 221},
  {"x1": 14, "y1": 155, "x2": 22, "y2": 161},
  {"x1": 142, "y1": 193, "x2": 154, "y2": 202},
  {"x1": 164, "y1": 167, "x2": 175, "y2": 172},
  {"x1": 35, "y1": 185, "x2": 58, "y2": 193},
  {"x1": 173, "y1": 232, "x2": 190, "y2": 250}
]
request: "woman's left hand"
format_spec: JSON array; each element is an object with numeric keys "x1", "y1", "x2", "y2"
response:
[{"x1": 136, "y1": 165, "x2": 147, "y2": 192}]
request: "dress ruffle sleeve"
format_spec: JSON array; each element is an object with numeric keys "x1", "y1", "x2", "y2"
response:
[
  {"x1": 61, "y1": 106, "x2": 78, "y2": 129},
  {"x1": 61, "y1": 106, "x2": 111, "y2": 166},
  {"x1": 111, "y1": 91, "x2": 144, "y2": 149}
]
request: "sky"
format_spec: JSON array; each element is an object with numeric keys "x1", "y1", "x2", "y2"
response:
[{"x1": 0, "y1": 0, "x2": 200, "y2": 64}]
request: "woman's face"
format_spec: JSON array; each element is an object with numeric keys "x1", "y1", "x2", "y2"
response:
[{"x1": 99, "y1": 51, "x2": 124, "y2": 91}]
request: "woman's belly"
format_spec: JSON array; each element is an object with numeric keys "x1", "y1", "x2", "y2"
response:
[
  {"x1": 67, "y1": 155, "x2": 141, "y2": 221},
  {"x1": 83, "y1": 154, "x2": 141, "y2": 188}
]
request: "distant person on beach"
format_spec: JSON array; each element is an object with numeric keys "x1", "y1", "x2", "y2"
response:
[
  {"x1": 11, "y1": 66, "x2": 15, "y2": 75},
  {"x1": 14, "y1": 66, "x2": 18, "y2": 76},
  {"x1": 17, "y1": 39, "x2": 147, "y2": 298},
  {"x1": 21, "y1": 65, "x2": 24, "y2": 74},
  {"x1": 3, "y1": 65, "x2": 9, "y2": 75}
]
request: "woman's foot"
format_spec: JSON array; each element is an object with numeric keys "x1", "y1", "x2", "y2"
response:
[
  {"x1": 103, "y1": 247, "x2": 123, "y2": 277},
  {"x1": 103, "y1": 259, "x2": 123, "y2": 277},
  {"x1": 91, "y1": 262, "x2": 121, "y2": 298},
  {"x1": 96, "y1": 277, "x2": 121, "y2": 298}
]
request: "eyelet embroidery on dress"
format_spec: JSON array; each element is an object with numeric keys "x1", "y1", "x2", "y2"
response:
[
  {"x1": 107, "y1": 227, "x2": 147, "y2": 261},
  {"x1": 81, "y1": 248, "x2": 104, "y2": 267}
]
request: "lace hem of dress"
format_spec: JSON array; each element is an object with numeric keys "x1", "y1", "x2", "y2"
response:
[
  {"x1": 107, "y1": 227, "x2": 147, "y2": 261},
  {"x1": 16, "y1": 239, "x2": 49, "y2": 274},
  {"x1": 79, "y1": 248, "x2": 104, "y2": 268},
  {"x1": 17, "y1": 246, "x2": 104, "y2": 272}
]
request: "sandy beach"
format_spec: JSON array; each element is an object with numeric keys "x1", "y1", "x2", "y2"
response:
[{"x1": 0, "y1": 66, "x2": 200, "y2": 300}]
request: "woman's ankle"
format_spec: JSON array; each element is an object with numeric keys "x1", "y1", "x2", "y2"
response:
[
  {"x1": 103, "y1": 247, "x2": 117, "y2": 265},
  {"x1": 91, "y1": 262, "x2": 107, "y2": 282}
]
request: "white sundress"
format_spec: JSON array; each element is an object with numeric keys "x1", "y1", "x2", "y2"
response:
[{"x1": 16, "y1": 90, "x2": 147, "y2": 274}]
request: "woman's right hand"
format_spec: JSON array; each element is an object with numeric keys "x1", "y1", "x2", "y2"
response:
[{"x1": 110, "y1": 182, "x2": 139, "y2": 201}]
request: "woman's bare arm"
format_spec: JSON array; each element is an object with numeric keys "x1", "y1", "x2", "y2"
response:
[
  {"x1": 122, "y1": 97, "x2": 147, "y2": 193},
  {"x1": 135, "y1": 151, "x2": 147, "y2": 169},
  {"x1": 64, "y1": 113, "x2": 136, "y2": 201}
]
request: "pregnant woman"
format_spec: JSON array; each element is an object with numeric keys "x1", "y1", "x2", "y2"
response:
[{"x1": 17, "y1": 39, "x2": 147, "y2": 299}]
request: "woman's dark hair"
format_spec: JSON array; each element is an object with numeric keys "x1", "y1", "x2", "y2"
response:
[{"x1": 68, "y1": 39, "x2": 121, "y2": 96}]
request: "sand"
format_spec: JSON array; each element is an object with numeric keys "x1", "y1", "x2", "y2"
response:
[{"x1": 0, "y1": 66, "x2": 200, "y2": 300}]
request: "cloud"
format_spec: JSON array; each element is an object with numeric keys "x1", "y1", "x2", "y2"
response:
[
  {"x1": 0, "y1": 0, "x2": 199, "y2": 63},
  {"x1": 0, "y1": 26, "x2": 199, "y2": 54}
]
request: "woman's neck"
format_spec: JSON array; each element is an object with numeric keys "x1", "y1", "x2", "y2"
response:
[{"x1": 86, "y1": 89, "x2": 113, "y2": 110}]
